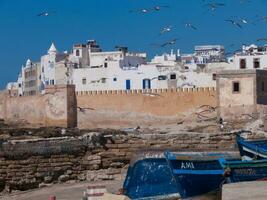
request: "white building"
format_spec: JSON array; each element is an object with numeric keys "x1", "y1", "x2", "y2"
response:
[
  {"x1": 8, "y1": 41, "x2": 237, "y2": 95},
  {"x1": 41, "y1": 43, "x2": 69, "y2": 89},
  {"x1": 232, "y1": 44, "x2": 267, "y2": 70},
  {"x1": 194, "y1": 45, "x2": 225, "y2": 64}
]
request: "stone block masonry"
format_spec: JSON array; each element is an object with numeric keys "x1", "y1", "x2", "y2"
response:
[{"x1": 0, "y1": 131, "x2": 236, "y2": 192}]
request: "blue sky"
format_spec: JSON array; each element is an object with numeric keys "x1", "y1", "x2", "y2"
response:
[{"x1": 0, "y1": 0, "x2": 267, "y2": 88}]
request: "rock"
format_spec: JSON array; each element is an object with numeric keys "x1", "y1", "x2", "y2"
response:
[
  {"x1": 58, "y1": 174, "x2": 70, "y2": 182},
  {"x1": 87, "y1": 155, "x2": 101, "y2": 161},
  {"x1": 86, "y1": 171, "x2": 97, "y2": 181},
  {"x1": 66, "y1": 170, "x2": 73, "y2": 175},
  {"x1": 97, "y1": 174, "x2": 114, "y2": 180},
  {"x1": 39, "y1": 183, "x2": 52, "y2": 188},
  {"x1": 110, "y1": 162, "x2": 124, "y2": 168},
  {"x1": 44, "y1": 176, "x2": 53, "y2": 184},
  {"x1": 77, "y1": 173, "x2": 86, "y2": 181},
  {"x1": 107, "y1": 168, "x2": 121, "y2": 175}
]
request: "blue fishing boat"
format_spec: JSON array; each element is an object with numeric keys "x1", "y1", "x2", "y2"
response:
[
  {"x1": 220, "y1": 158, "x2": 267, "y2": 183},
  {"x1": 237, "y1": 133, "x2": 267, "y2": 160},
  {"x1": 164, "y1": 151, "x2": 239, "y2": 199},
  {"x1": 123, "y1": 152, "x2": 180, "y2": 200}
]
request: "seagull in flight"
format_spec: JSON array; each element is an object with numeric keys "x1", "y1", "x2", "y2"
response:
[
  {"x1": 203, "y1": 2, "x2": 225, "y2": 12},
  {"x1": 159, "y1": 26, "x2": 172, "y2": 35},
  {"x1": 37, "y1": 11, "x2": 56, "y2": 17},
  {"x1": 151, "y1": 38, "x2": 178, "y2": 48},
  {"x1": 185, "y1": 23, "x2": 198, "y2": 30},
  {"x1": 225, "y1": 19, "x2": 242, "y2": 28},
  {"x1": 256, "y1": 38, "x2": 267, "y2": 42},
  {"x1": 130, "y1": 8, "x2": 150, "y2": 14},
  {"x1": 153, "y1": 5, "x2": 170, "y2": 11}
]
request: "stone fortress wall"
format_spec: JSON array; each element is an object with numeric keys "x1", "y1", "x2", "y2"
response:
[
  {"x1": 0, "y1": 131, "x2": 236, "y2": 192},
  {"x1": 76, "y1": 87, "x2": 216, "y2": 128},
  {"x1": 0, "y1": 86, "x2": 216, "y2": 128}
]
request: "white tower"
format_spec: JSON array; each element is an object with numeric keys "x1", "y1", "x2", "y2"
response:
[{"x1": 48, "y1": 43, "x2": 58, "y2": 55}]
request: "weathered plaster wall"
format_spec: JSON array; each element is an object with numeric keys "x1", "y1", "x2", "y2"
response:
[
  {"x1": 217, "y1": 71, "x2": 257, "y2": 121},
  {"x1": 76, "y1": 88, "x2": 217, "y2": 128},
  {"x1": 0, "y1": 85, "x2": 76, "y2": 128},
  {"x1": 217, "y1": 70, "x2": 267, "y2": 121}
]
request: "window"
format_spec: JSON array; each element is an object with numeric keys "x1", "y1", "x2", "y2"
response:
[
  {"x1": 240, "y1": 59, "x2": 246, "y2": 69},
  {"x1": 254, "y1": 58, "x2": 260, "y2": 69},
  {"x1": 143, "y1": 79, "x2": 151, "y2": 89},
  {"x1": 212, "y1": 74, "x2": 217, "y2": 81},
  {"x1": 262, "y1": 81, "x2": 265, "y2": 92},
  {"x1": 82, "y1": 78, "x2": 86, "y2": 85},
  {"x1": 113, "y1": 77, "x2": 117, "y2": 82},
  {"x1": 158, "y1": 75, "x2": 167, "y2": 80},
  {"x1": 51, "y1": 80, "x2": 54, "y2": 85},
  {"x1": 76, "y1": 49, "x2": 80, "y2": 57},
  {"x1": 101, "y1": 78, "x2": 106, "y2": 83},
  {"x1": 170, "y1": 74, "x2": 176, "y2": 80},
  {"x1": 233, "y1": 82, "x2": 240, "y2": 93},
  {"x1": 18, "y1": 83, "x2": 21, "y2": 88},
  {"x1": 104, "y1": 63, "x2": 108, "y2": 68}
]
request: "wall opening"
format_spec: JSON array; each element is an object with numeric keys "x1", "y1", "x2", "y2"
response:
[
  {"x1": 254, "y1": 58, "x2": 260, "y2": 69},
  {"x1": 82, "y1": 78, "x2": 86, "y2": 85},
  {"x1": 170, "y1": 74, "x2": 177, "y2": 80},
  {"x1": 232, "y1": 82, "x2": 240, "y2": 93},
  {"x1": 76, "y1": 49, "x2": 80, "y2": 57},
  {"x1": 240, "y1": 59, "x2": 246, "y2": 69}
]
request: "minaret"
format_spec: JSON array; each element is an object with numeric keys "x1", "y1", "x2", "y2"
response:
[
  {"x1": 26, "y1": 59, "x2": 32, "y2": 68},
  {"x1": 48, "y1": 43, "x2": 58, "y2": 55}
]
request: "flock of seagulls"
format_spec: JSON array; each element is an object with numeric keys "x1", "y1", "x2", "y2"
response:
[{"x1": 36, "y1": 1, "x2": 267, "y2": 51}]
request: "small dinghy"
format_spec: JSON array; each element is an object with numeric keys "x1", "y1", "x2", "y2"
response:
[
  {"x1": 164, "y1": 151, "x2": 239, "y2": 199},
  {"x1": 237, "y1": 133, "x2": 267, "y2": 160},
  {"x1": 123, "y1": 152, "x2": 180, "y2": 200},
  {"x1": 220, "y1": 158, "x2": 267, "y2": 183}
]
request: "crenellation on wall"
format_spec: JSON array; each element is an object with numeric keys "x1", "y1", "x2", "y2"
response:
[{"x1": 75, "y1": 87, "x2": 216, "y2": 96}]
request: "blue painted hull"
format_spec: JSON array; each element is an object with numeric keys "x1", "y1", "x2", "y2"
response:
[
  {"x1": 165, "y1": 151, "x2": 238, "y2": 199},
  {"x1": 123, "y1": 157, "x2": 180, "y2": 200},
  {"x1": 220, "y1": 159, "x2": 267, "y2": 183},
  {"x1": 237, "y1": 135, "x2": 267, "y2": 159}
]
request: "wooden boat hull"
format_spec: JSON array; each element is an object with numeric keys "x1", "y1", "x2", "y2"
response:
[
  {"x1": 220, "y1": 159, "x2": 267, "y2": 183},
  {"x1": 165, "y1": 151, "x2": 238, "y2": 199},
  {"x1": 237, "y1": 135, "x2": 267, "y2": 159},
  {"x1": 123, "y1": 157, "x2": 180, "y2": 200}
]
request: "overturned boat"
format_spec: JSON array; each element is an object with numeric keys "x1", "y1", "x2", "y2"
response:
[
  {"x1": 123, "y1": 152, "x2": 180, "y2": 200},
  {"x1": 123, "y1": 151, "x2": 239, "y2": 199}
]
